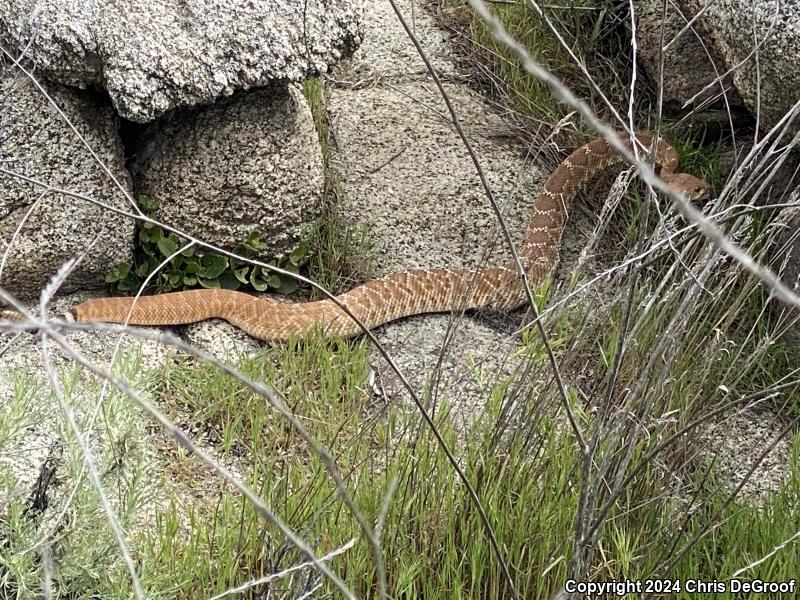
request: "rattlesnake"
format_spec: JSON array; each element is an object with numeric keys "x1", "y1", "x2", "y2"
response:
[{"x1": 3, "y1": 133, "x2": 709, "y2": 341}]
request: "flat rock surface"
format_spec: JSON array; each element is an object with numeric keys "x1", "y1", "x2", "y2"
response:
[
  {"x1": 369, "y1": 313, "x2": 528, "y2": 433},
  {"x1": 344, "y1": 0, "x2": 458, "y2": 81},
  {"x1": 330, "y1": 82, "x2": 540, "y2": 274},
  {"x1": 0, "y1": 0, "x2": 363, "y2": 122},
  {"x1": 701, "y1": 407, "x2": 793, "y2": 501}
]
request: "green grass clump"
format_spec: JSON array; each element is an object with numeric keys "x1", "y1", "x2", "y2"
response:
[
  {"x1": 1, "y1": 327, "x2": 797, "y2": 597},
  {"x1": 129, "y1": 347, "x2": 800, "y2": 597},
  {"x1": 447, "y1": 0, "x2": 635, "y2": 144},
  {"x1": 0, "y1": 353, "x2": 158, "y2": 599},
  {"x1": 667, "y1": 126, "x2": 727, "y2": 193}
]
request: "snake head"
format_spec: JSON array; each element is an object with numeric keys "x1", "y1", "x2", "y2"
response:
[{"x1": 662, "y1": 172, "x2": 711, "y2": 205}]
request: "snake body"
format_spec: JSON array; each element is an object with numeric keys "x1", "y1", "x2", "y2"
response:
[{"x1": 8, "y1": 134, "x2": 709, "y2": 341}]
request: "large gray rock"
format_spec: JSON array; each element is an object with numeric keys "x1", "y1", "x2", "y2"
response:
[
  {"x1": 0, "y1": 75, "x2": 134, "y2": 301},
  {"x1": 0, "y1": 0, "x2": 363, "y2": 122},
  {"x1": 681, "y1": 0, "x2": 800, "y2": 132},
  {"x1": 636, "y1": 0, "x2": 745, "y2": 116},
  {"x1": 132, "y1": 83, "x2": 324, "y2": 262}
]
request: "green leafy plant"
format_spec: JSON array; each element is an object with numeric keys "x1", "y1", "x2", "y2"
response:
[{"x1": 106, "y1": 196, "x2": 308, "y2": 296}]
